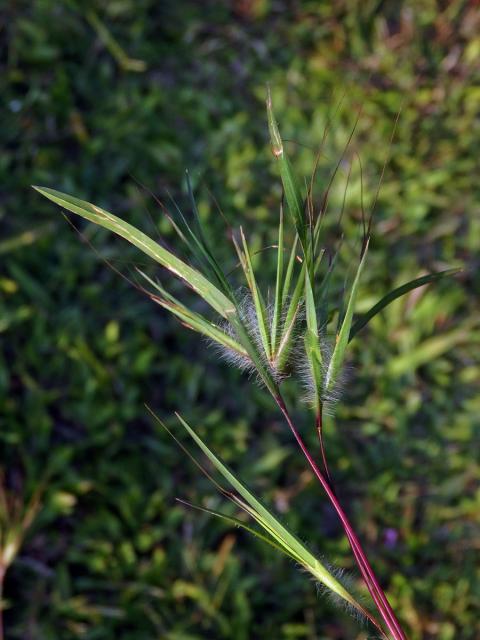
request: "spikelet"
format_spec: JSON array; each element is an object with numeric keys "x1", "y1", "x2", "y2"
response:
[
  {"x1": 211, "y1": 298, "x2": 256, "y2": 377},
  {"x1": 296, "y1": 331, "x2": 346, "y2": 413},
  {"x1": 321, "y1": 560, "x2": 369, "y2": 628},
  {"x1": 212, "y1": 289, "x2": 304, "y2": 387},
  {"x1": 295, "y1": 555, "x2": 373, "y2": 630}
]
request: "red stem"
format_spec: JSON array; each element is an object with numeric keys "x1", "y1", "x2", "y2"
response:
[
  {"x1": 316, "y1": 411, "x2": 403, "y2": 634},
  {"x1": 316, "y1": 412, "x2": 333, "y2": 487},
  {"x1": 276, "y1": 395, "x2": 407, "y2": 640}
]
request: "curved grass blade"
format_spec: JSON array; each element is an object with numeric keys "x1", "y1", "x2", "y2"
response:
[
  {"x1": 176, "y1": 499, "x2": 294, "y2": 559},
  {"x1": 171, "y1": 412, "x2": 378, "y2": 623},
  {"x1": 33, "y1": 186, "x2": 235, "y2": 319},
  {"x1": 137, "y1": 270, "x2": 248, "y2": 358},
  {"x1": 86, "y1": 11, "x2": 146, "y2": 73},
  {"x1": 325, "y1": 241, "x2": 369, "y2": 394},
  {"x1": 349, "y1": 268, "x2": 462, "y2": 341}
]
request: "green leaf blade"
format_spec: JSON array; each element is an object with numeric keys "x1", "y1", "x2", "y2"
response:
[
  {"x1": 266, "y1": 90, "x2": 307, "y2": 253},
  {"x1": 137, "y1": 270, "x2": 248, "y2": 358},
  {"x1": 271, "y1": 204, "x2": 284, "y2": 354},
  {"x1": 304, "y1": 270, "x2": 323, "y2": 412},
  {"x1": 325, "y1": 242, "x2": 369, "y2": 394},
  {"x1": 238, "y1": 228, "x2": 271, "y2": 361},
  {"x1": 349, "y1": 268, "x2": 462, "y2": 341},
  {"x1": 34, "y1": 186, "x2": 235, "y2": 319},
  {"x1": 173, "y1": 413, "x2": 370, "y2": 617}
]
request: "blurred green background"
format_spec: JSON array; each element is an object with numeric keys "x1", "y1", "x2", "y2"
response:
[{"x1": 1, "y1": 1, "x2": 479, "y2": 639}]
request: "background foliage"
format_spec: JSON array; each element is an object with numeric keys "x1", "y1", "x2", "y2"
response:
[{"x1": 1, "y1": 1, "x2": 479, "y2": 638}]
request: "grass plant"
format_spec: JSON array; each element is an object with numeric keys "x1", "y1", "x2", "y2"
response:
[{"x1": 34, "y1": 93, "x2": 459, "y2": 639}]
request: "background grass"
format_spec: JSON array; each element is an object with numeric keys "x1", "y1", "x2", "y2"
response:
[{"x1": 1, "y1": 1, "x2": 479, "y2": 638}]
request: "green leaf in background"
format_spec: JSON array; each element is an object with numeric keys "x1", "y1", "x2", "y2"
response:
[{"x1": 388, "y1": 322, "x2": 475, "y2": 376}]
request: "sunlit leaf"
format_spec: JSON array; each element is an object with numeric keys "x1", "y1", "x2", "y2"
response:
[
  {"x1": 137, "y1": 270, "x2": 248, "y2": 358},
  {"x1": 33, "y1": 186, "x2": 235, "y2": 319},
  {"x1": 266, "y1": 89, "x2": 307, "y2": 258},
  {"x1": 171, "y1": 412, "x2": 373, "y2": 618}
]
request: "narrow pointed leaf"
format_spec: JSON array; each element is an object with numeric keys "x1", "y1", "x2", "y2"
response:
[
  {"x1": 266, "y1": 89, "x2": 307, "y2": 254},
  {"x1": 34, "y1": 186, "x2": 235, "y2": 319},
  {"x1": 304, "y1": 270, "x2": 323, "y2": 413},
  {"x1": 275, "y1": 257, "x2": 306, "y2": 370},
  {"x1": 304, "y1": 270, "x2": 318, "y2": 343},
  {"x1": 177, "y1": 499, "x2": 293, "y2": 559},
  {"x1": 166, "y1": 191, "x2": 222, "y2": 289},
  {"x1": 271, "y1": 203, "x2": 284, "y2": 354},
  {"x1": 275, "y1": 303, "x2": 301, "y2": 371},
  {"x1": 349, "y1": 268, "x2": 462, "y2": 341},
  {"x1": 174, "y1": 413, "x2": 370, "y2": 614},
  {"x1": 317, "y1": 251, "x2": 339, "y2": 332},
  {"x1": 184, "y1": 172, "x2": 233, "y2": 297},
  {"x1": 137, "y1": 270, "x2": 248, "y2": 357},
  {"x1": 325, "y1": 242, "x2": 369, "y2": 394},
  {"x1": 281, "y1": 234, "x2": 299, "y2": 306},
  {"x1": 313, "y1": 247, "x2": 326, "y2": 278},
  {"x1": 238, "y1": 228, "x2": 271, "y2": 360}
]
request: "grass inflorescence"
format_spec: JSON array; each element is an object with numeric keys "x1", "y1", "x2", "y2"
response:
[{"x1": 33, "y1": 90, "x2": 461, "y2": 640}]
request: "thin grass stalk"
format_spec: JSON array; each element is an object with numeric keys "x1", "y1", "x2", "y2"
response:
[
  {"x1": 287, "y1": 415, "x2": 406, "y2": 640},
  {"x1": 282, "y1": 409, "x2": 405, "y2": 640},
  {"x1": 274, "y1": 394, "x2": 407, "y2": 640},
  {"x1": 315, "y1": 411, "x2": 333, "y2": 488}
]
